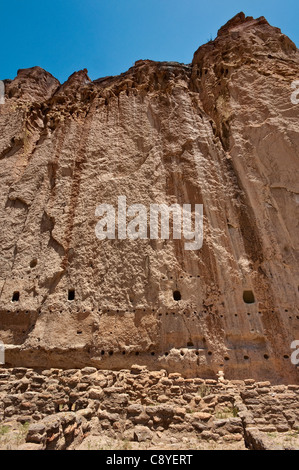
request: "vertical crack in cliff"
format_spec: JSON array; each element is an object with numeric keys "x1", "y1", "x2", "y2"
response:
[{"x1": 62, "y1": 101, "x2": 96, "y2": 270}]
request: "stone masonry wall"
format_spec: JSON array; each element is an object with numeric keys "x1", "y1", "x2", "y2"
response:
[{"x1": 0, "y1": 365, "x2": 298, "y2": 450}]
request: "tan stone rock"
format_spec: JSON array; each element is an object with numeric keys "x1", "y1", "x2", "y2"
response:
[
  {"x1": 133, "y1": 425, "x2": 153, "y2": 442},
  {"x1": 192, "y1": 412, "x2": 212, "y2": 422}
]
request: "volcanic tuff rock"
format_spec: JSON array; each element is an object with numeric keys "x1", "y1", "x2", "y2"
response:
[{"x1": 0, "y1": 13, "x2": 298, "y2": 383}]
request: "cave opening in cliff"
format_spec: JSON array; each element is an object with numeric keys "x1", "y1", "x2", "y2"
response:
[
  {"x1": 30, "y1": 259, "x2": 37, "y2": 269},
  {"x1": 173, "y1": 291, "x2": 181, "y2": 301},
  {"x1": 68, "y1": 289, "x2": 75, "y2": 301},
  {"x1": 12, "y1": 292, "x2": 20, "y2": 302},
  {"x1": 243, "y1": 290, "x2": 255, "y2": 304}
]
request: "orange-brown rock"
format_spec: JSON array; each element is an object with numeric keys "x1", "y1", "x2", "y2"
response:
[{"x1": 0, "y1": 13, "x2": 298, "y2": 384}]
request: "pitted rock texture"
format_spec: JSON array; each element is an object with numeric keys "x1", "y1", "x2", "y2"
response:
[{"x1": 0, "y1": 13, "x2": 298, "y2": 383}]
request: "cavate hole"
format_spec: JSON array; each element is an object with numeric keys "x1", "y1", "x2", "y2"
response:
[
  {"x1": 173, "y1": 291, "x2": 181, "y2": 301},
  {"x1": 68, "y1": 289, "x2": 75, "y2": 301},
  {"x1": 244, "y1": 355, "x2": 249, "y2": 360},
  {"x1": 264, "y1": 354, "x2": 269, "y2": 360},
  {"x1": 187, "y1": 341, "x2": 194, "y2": 347},
  {"x1": 77, "y1": 331, "x2": 82, "y2": 335},
  {"x1": 30, "y1": 259, "x2": 37, "y2": 269},
  {"x1": 12, "y1": 292, "x2": 20, "y2": 302},
  {"x1": 243, "y1": 290, "x2": 255, "y2": 304}
]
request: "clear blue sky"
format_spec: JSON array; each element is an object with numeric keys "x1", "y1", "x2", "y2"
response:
[{"x1": 1, "y1": 0, "x2": 298, "y2": 84}]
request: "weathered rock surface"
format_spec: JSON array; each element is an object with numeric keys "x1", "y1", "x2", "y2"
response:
[{"x1": 0, "y1": 13, "x2": 298, "y2": 384}]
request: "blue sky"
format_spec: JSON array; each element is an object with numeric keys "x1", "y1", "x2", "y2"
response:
[{"x1": 1, "y1": 0, "x2": 298, "y2": 84}]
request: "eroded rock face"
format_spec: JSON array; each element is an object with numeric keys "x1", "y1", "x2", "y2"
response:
[{"x1": 0, "y1": 13, "x2": 298, "y2": 383}]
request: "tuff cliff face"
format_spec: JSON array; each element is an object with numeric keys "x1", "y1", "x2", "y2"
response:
[{"x1": 0, "y1": 12, "x2": 298, "y2": 383}]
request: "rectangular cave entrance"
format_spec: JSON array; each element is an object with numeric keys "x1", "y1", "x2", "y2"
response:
[
  {"x1": 68, "y1": 289, "x2": 75, "y2": 301},
  {"x1": 12, "y1": 291, "x2": 20, "y2": 302},
  {"x1": 243, "y1": 290, "x2": 255, "y2": 304}
]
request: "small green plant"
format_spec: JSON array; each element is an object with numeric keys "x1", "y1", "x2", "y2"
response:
[
  {"x1": 198, "y1": 385, "x2": 211, "y2": 398},
  {"x1": 215, "y1": 407, "x2": 237, "y2": 419},
  {"x1": 21, "y1": 422, "x2": 30, "y2": 434},
  {"x1": 0, "y1": 426, "x2": 10, "y2": 436},
  {"x1": 15, "y1": 422, "x2": 30, "y2": 446},
  {"x1": 122, "y1": 440, "x2": 132, "y2": 450}
]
